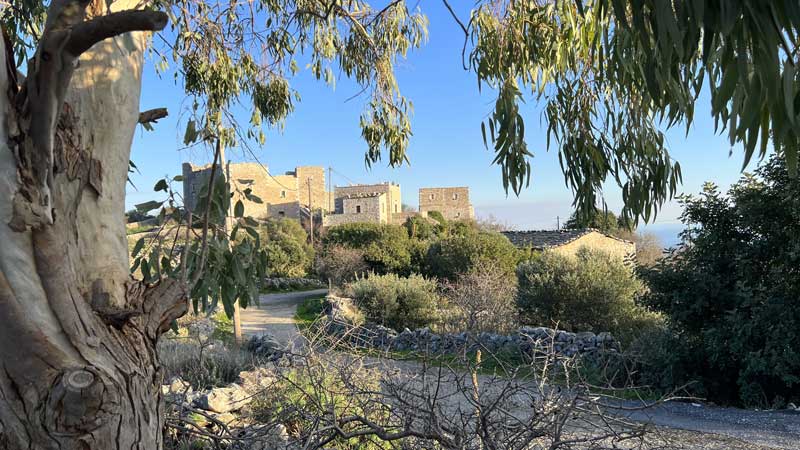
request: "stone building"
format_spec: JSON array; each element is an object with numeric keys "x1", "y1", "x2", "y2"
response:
[
  {"x1": 323, "y1": 192, "x2": 388, "y2": 227},
  {"x1": 182, "y1": 162, "x2": 327, "y2": 220},
  {"x1": 322, "y1": 182, "x2": 401, "y2": 227},
  {"x1": 501, "y1": 229, "x2": 636, "y2": 262},
  {"x1": 322, "y1": 184, "x2": 475, "y2": 227},
  {"x1": 419, "y1": 187, "x2": 474, "y2": 221}
]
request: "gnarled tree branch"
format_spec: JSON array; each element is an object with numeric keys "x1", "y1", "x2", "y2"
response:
[
  {"x1": 138, "y1": 107, "x2": 168, "y2": 124},
  {"x1": 66, "y1": 10, "x2": 168, "y2": 56}
]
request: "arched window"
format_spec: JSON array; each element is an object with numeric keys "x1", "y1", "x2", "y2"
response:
[
  {"x1": 280, "y1": 190, "x2": 286, "y2": 198},
  {"x1": 452, "y1": 193, "x2": 459, "y2": 200}
]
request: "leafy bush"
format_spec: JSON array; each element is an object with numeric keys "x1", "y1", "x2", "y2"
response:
[
  {"x1": 323, "y1": 223, "x2": 412, "y2": 274},
  {"x1": 258, "y1": 218, "x2": 314, "y2": 278},
  {"x1": 344, "y1": 273, "x2": 441, "y2": 330},
  {"x1": 316, "y1": 245, "x2": 370, "y2": 285},
  {"x1": 403, "y1": 215, "x2": 435, "y2": 240},
  {"x1": 516, "y1": 248, "x2": 659, "y2": 344},
  {"x1": 425, "y1": 229, "x2": 520, "y2": 280},
  {"x1": 295, "y1": 296, "x2": 327, "y2": 323},
  {"x1": 640, "y1": 156, "x2": 800, "y2": 407}
]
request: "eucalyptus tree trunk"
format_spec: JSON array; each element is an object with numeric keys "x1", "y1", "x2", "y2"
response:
[{"x1": 0, "y1": 1, "x2": 181, "y2": 448}]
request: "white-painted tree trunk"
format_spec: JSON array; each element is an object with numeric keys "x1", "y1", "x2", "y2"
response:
[{"x1": 0, "y1": 1, "x2": 180, "y2": 448}]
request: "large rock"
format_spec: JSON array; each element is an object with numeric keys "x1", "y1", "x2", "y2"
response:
[
  {"x1": 194, "y1": 384, "x2": 252, "y2": 413},
  {"x1": 239, "y1": 368, "x2": 278, "y2": 394},
  {"x1": 246, "y1": 334, "x2": 284, "y2": 361},
  {"x1": 161, "y1": 376, "x2": 193, "y2": 397}
]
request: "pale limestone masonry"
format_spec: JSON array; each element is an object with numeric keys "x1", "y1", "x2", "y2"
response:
[
  {"x1": 419, "y1": 187, "x2": 474, "y2": 221},
  {"x1": 323, "y1": 192, "x2": 388, "y2": 227},
  {"x1": 323, "y1": 183, "x2": 400, "y2": 227},
  {"x1": 502, "y1": 229, "x2": 636, "y2": 262},
  {"x1": 322, "y1": 184, "x2": 475, "y2": 227},
  {"x1": 182, "y1": 162, "x2": 328, "y2": 220}
]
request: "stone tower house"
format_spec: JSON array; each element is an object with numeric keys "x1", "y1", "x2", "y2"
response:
[
  {"x1": 419, "y1": 187, "x2": 474, "y2": 221},
  {"x1": 182, "y1": 162, "x2": 327, "y2": 220}
]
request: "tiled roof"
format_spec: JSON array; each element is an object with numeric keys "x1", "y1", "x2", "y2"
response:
[
  {"x1": 500, "y1": 229, "x2": 632, "y2": 249},
  {"x1": 501, "y1": 229, "x2": 591, "y2": 249}
]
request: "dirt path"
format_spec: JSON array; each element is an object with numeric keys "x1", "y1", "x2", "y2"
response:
[
  {"x1": 237, "y1": 291, "x2": 800, "y2": 449},
  {"x1": 239, "y1": 289, "x2": 327, "y2": 345}
]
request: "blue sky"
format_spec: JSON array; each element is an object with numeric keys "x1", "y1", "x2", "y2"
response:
[{"x1": 129, "y1": 3, "x2": 755, "y2": 246}]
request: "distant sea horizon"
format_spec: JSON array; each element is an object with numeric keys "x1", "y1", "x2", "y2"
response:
[{"x1": 640, "y1": 223, "x2": 685, "y2": 248}]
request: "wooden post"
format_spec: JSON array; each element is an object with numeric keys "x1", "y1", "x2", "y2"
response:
[{"x1": 219, "y1": 142, "x2": 243, "y2": 345}]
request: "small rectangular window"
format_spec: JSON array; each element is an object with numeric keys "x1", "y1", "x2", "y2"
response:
[
  {"x1": 452, "y1": 193, "x2": 459, "y2": 200},
  {"x1": 356, "y1": 205, "x2": 362, "y2": 213},
  {"x1": 278, "y1": 211, "x2": 285, "y2": 216},
  {"x1": 429, "y1": 194, "x2": 435, "y2": 200}
]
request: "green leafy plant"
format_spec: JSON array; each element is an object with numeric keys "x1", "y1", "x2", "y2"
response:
[
  {"x1": 641, "y1": 156, "x2": 800, "y2": 407},
  {"x1": 517, "y1": 248, "x2": 659, "y2": 345},
  {"x1": 323, "y1": 223, "x2": 413, "y2": 275},
  {"x1": 345, "y1": 273, "x2": 441, "y2": 330},
  {"x1": 257, "y1": 218, "x2": 314, "y2": 278},
  {"x1": 425, "y1": 229, "x2": 520, "y2": 280}
]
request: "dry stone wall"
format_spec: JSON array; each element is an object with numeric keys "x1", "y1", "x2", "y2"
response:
[{"x1": 323, "y1": 296, "x2": 620, "y2": 357}]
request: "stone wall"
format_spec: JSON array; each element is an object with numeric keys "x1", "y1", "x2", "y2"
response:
[
  {"x1": 391, "y1": 210, "x2": 427, "y2": 224},
  {"x1": 323, "y1": 296, "x2": 620, "y2": 358},
  {"x1": 182, "y1": 162, "x2": 328, "y2": 220},
  {"x1": 333, "y1": 183, "x2": 400, "y2": 214},
  {"x1": 296, "y1": 166, "x2": 327, "y2": 211},
  {"x1": 323, "y1": 194, "x2": 386, "y2": 227},
  {"x1": 419, "y1": 187, "x2": 474, "y2": 221}
]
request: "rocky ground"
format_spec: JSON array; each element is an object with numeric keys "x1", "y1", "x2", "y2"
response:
[{"x1": 213, "y1": 291, "x2": 800, "y2": 449}]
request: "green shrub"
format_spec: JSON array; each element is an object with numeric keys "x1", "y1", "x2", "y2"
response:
[
  {"x1": 640, "y1": 156, "x2": 800, "y2": 407},
  {"x1": 425, "y1": 229, "x2": 519, "y2": 280},
  {"x1": 295, "y1": 296, "x2": 326, "y2": 323},
  {"x1": 323, "y1": 223, "x2": 412, "y2": 274},
  {"x1": 344, "y1": 273, "x2": 441, "y2": 330},
  {"x1": 516, "y1": 248, "x2": 659, "y2": 344},
  {"x1": 258, "y1": 218, "x2": 314, "y2": 278},
  {"x1": 403, "y1": 216, "x2": 435, "y2": 240},
  {"x1": 427, "y1": 210, "x2": 446, "y2": 224}
]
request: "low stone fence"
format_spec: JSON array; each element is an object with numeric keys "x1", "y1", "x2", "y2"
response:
[
  {"x1": 262, "y1": 277, "x2": 325, "y2": 291},
  {"x1": 323, "y1": 295, "x2": 620, "y2": 358}
]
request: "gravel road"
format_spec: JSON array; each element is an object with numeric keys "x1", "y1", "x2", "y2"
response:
[{"x1": 240, "y1": 291, "x2": 800, "y2": 449}]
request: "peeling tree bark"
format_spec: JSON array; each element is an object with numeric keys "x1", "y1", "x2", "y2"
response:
[{"x1": 0, "y1": 1, "x2": 182, "y2": 448}]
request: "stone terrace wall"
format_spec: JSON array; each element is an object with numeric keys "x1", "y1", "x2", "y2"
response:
[{"x1": 323, "y1": 296, "x2": 620, "y2": 357}]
